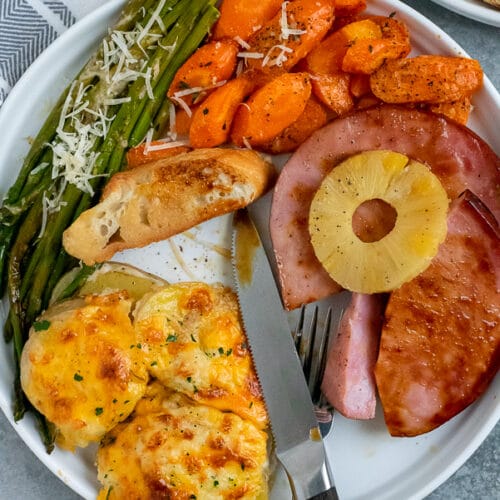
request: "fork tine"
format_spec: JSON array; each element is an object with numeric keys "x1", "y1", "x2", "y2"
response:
[
  {"x1": 312, "y1": 306, "x2": 332, "y2": 403},
  {"x1": 303, "y1": 306, "x2": 318, "y2": 386},
  {"x1": 294, "y1": 304, "x2": 335, "y2": 436},
  {"x1": 294, "y1": 305, "x2": 328, "y2": 398}
]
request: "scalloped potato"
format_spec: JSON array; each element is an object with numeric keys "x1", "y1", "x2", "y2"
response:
[
  {"x1": 20, "y1": 291, "x2": 149, "y2": 450},
  {"x1": 134, "y1": 282, "x2": 268, "y2": 429},
  {"x1": 97, "y1": 382, "x2": 269, "y2": 500}
]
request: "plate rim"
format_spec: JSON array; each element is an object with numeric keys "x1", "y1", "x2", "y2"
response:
[
  {"x1": 0, "y1": 0, "x2": 498, "y2": 499},
  {"x1": 429, "y1": 0, "x2": 500, "y2": 27}
]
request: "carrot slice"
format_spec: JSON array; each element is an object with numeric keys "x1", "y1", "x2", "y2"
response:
[
  {"x1": 342, "y1": 17, "x2": 411, "y2": 74},
  {"x1": 213, "y1": 0, "x2": 283, "y2": 41},
  {"x1": 126, "y1": 143, "x2": 191, "y2": 168},
  {"x1": 311, "y1": 73, "x2": 354, "y2": 117},
  {"x1": 231, "y1": 72, "x2": 312, "y2": 147},
  {"x1": 350, "y1": 73, "x2": 371, "y2": 97},
  {"x1": 168, "y1": 40, "x2": 239, "y2": 106},
  {"x1": 260, "y1": 96, "x2": 329, "y2": 154},
  {"x1": 174, "y1": 107, "x2": 195, "y2": 137},
  {"x1": 305, "y1": 19, "x2": 382, "y2": 75},
  {"x1": 244, "y1": 0, "x2": 334, "y2": 77},
  {"x1": 370, "y1": 55, "x2": 483, "y2": 104},
  {"x1": 333, "y1": 0, "x2": 367, "y2": 17},
  {"x1": 428, "y1": 97, "x2": 472, "y2": 125},
  {"x1": 189, "y1": 77, "x2": 255, "y2": 148}
]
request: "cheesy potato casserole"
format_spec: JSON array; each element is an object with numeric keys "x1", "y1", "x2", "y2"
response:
[
  {"x1": 21, "y1": 291, "x2": 149, "y2": 450},
  {"x1": 97, "y1": 382, "x2": 268, "y2": 499},
  {"x1": 20, "y1": 268, "x2": 269, "y2": 498}
]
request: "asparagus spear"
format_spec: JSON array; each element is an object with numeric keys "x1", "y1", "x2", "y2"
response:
[
  {"x1": 0, "y1": 0, "x2": 182, "y2": 293},
  {"x1": 2, "y1": 0, "x2": 219, "y2": 452},
  {"x1": 21, "y1": 0, "x2": 215, "y2": 321}
]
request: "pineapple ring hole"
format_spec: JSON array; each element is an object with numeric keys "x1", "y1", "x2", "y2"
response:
[{"x1": 352, "y1": 198, "x2": 398, "y2": 243}]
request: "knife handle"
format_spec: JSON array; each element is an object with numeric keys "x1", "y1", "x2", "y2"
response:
[{"x1": 308, "y1": 486, "x2": 339, "y2": 500}]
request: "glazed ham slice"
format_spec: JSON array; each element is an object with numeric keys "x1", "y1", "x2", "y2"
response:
[
  {"x1": 270, "y1": 104, "x2": 500, "y2": 310},
  {"x1": 321, "y1": 293, "x2": 386, "y2": 419},
  {"x1": 374, "y1": 191, "x2": 500, "y2": 437}
]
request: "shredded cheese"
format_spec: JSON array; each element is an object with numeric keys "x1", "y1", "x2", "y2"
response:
[
  {"x1": 136, "y1": 0, "x2": 167, "y2": 44},
  {"x1": 261, "y1": 44, "x2": 293, "y2": 68},
  {"x1": 242, "y1": 137, "x2": 253, "y2": 150},
  {"x1": 37, "y1": 4, "x2": 178, "y2": 236},
  {"x1": 233, "y1": 36, "x2": 251, "y2": 50},
  {"x1": 170, "y1": 80, "x2": 227, "y2": 116},
  {"x1": 279, "y1": 1, "x2": 307, "y2": 40},
  {"x1": 104, "y1": 97, "x2": 132, "y2": 105},
  {"x1": 170, "y1": 95, "x2": 192, "y2": 117},
  {"x1": 237, "y1": 51, "x2": 264, "y2": 60},
  {"x1": 145, "y1": 139, "x2": 190, "y2": 152}
]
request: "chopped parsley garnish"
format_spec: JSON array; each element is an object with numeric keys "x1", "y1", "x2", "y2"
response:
[
  {"x1": 33, "y1": 319, "x2": 51, "y2": 331},
  {"x1": 73, "y1": 373, "x2": 83, "y2": 382},
  {"x1": 95, "y1": 407, "x2": 104, "y2": 416}
]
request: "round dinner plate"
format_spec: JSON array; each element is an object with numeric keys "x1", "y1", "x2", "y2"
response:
[
  {"x1": 429, "y1": 0, "x2": 500, "y2": 27},
  {"x1": 0, "y1": 1, "x2": 499, "y2": 499}
]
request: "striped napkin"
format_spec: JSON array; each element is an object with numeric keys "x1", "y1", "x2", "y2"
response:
[{"x1": 0, "y1": 0, "x2": 106, "y2": 107}]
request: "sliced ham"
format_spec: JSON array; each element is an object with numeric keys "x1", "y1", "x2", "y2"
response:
[
  {"x1": 270, "y1": 104, "x2": 500, "y2": 310},
  {"x1": 321, "y1": 293, "x2": 387, "y2": 419},
  {"x1": 374, "y1": 190, "x2": 500, "y2": 437}
]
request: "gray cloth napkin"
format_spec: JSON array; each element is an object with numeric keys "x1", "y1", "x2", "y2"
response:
[{"x1": 0, "y1": 0, "x2": 104, "y2": 107}]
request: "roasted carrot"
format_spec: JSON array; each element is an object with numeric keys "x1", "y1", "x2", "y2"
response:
[
  {"x1": 174, "y1": 107, "x2": 195, "y2": 136},
  {"x1": 126, "y1": 143, "x2": 191, "y2": 168},
  {"x1": 311, "y1": 73, "x2": 354, "y2": 116},
  {"x1": 370, "y1": 55, "x2": 483, "y2": 104},
  {"x1": 189, "y1": 77, "x2": 254, "y2": 148},
  {"x1": 350, "y1": 73, "x2": 371, "y2": 97},
  {"x1": 343, "y1": 16, "x2": 411, "y2": 74},
  {"x1": 304, "y1": 19, "x2": 381, "y2": 113},
  {"x1": 260, "y1": 96, "x2": 329, "y2": 154},
  {"x1": 213, "y1": 0, "x2": 283, "y2": 41},
  {"x1": 244, "y1": 0, "x2": 334, "y2": 78},
  {"x1": 305, "y1": 19, "x2": 382, "y2": 75},
  {"x1": 333, "y1": 0, "x2": 367, "y2": 17},
  {"x1": 371, "y1": 15, "x2": 411, "y2": 50},
  {"x1": 167, "y1": 39, "x2": 239, "y2": 106},
  {"x1": 231, "y1": 72, "x2": 312, "y2": 147},
  {"x1": 428, "y1": 97, "x2": 472, "y2": 125},
  {"x1": 355, "y1": 94, "x2": 381, "y2": 110}
]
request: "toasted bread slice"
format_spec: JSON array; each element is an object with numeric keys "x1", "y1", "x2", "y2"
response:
[{"x1": 63, "y1": 148, "x2": 274, "y2": 265}]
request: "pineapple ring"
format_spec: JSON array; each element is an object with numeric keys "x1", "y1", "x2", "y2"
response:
[{"x1": 309, "y1": 150, "x2": 449, "y2": 293}]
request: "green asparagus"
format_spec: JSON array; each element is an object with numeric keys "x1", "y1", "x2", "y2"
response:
[{"x1": 1, "y1": 0, "x2": 219, "y2": 451}]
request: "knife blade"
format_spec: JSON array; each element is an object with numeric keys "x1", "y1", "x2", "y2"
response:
[{"x1": 231, "y1": 209, "x2": 338, "y2": 500}]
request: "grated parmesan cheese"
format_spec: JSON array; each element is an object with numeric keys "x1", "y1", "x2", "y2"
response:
[
  {"x1": 136, "y1": 0, "x2": 167, "y2": 44},
  {"x1": 279, "y1": 1, "x2": 307, "y2": 40},
  {"x1": 261, "y1": 44, "x2": 293, "y2": 68},
  {"x1": 233, "y1": 36, "x2": 251, "y2": 50},
  {"x1": 145, "y1": 139, "x2": 190, "y2": 153},
  {"x1": 37, "y1": 3, "x2": 175, "y2": 236},
  {"x1": 237, "y1": 51, "x2": 264, "y2": 60}
]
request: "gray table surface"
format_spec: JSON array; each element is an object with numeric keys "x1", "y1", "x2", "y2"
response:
[{"x1": 0, "y1": 1, "x2": 498, "y2": 499}]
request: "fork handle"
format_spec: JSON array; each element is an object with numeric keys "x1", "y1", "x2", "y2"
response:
[{"x1": 308, "y1": 486, "x2": 339, "y2": 500}]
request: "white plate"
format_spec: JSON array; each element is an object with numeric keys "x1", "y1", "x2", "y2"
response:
[
  {"x1": 429, "y1": 0, "x2": 500, "y2": 27},
  {"x1": 0, "y1": 1, "x2": 499, "y2": 499}
]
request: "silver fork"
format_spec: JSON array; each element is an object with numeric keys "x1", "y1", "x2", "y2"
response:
[{"x1": 293, "y1": 304, "x2": 335, "y2": 437}]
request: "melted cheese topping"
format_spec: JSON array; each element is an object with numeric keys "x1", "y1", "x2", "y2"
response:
[
  {"x1": 134, "y1": 283, "x2": 268, "y2": 429},
  {"x1": 20, "y1": 292, "x2": 148, "y2": 450},
  {"x1": 97, "y1": 383, "x2": 268, "y2": 500}
]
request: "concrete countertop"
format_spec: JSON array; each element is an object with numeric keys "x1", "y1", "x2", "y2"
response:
[{"x1": 0, "y1": 0, "x2": 498, "y2": 498}]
